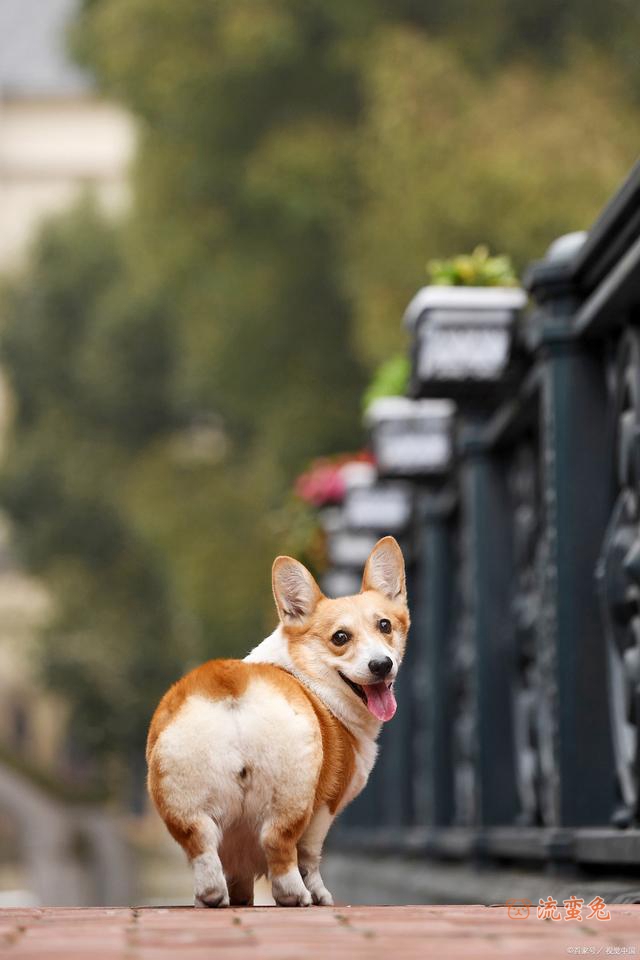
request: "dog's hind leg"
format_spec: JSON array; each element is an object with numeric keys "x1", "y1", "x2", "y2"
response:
[
  {"x1": 192, "y1": 821, "x2": 229, "y2": 908},
  {"x1": 166, "y1": 812, "x2": 229, "y2": 908}
]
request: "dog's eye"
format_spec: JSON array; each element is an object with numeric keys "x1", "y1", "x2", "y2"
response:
[
  {"x1": 378, "y1": 618, "x2": 392, "y2": 634},
  {"x1": 331, "y1": 630, "x2": 350, "y2": 647}
]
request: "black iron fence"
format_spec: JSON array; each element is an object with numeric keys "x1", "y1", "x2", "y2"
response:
[{"x1": 326, "y1": 160, "x2": 640, "y2": 868}]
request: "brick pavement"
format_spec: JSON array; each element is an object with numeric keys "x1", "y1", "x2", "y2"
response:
[{"x1": 0, "y1": 905, "x2": 638, "y2": 960}]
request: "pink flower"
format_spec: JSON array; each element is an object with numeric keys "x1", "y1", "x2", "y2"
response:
[{"x1": 294, "y1": 451, "x2": 375, "y2": 507}]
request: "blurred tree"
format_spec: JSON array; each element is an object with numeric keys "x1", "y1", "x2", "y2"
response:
[
  {"x1": 345, "y1": 33, "x2": 640, "y2": 364},
  {"x1": 0, "y1": 201, "x2": 182, "y2": 789},
  {"x1": 1, "y1": 1, "x2": 373, "y2": 788},
  {"x1": 392, "y1": 0, "x2": 640, "y2": 85},
  {"x1": 1, "y1": 0, "x2": 639, "y2": 794}
]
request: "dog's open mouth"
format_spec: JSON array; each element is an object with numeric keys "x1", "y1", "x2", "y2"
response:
[
  {"x1": 338, "y1": 671, "x2": 397, "y2": 722},
  {"x1": 338, "y1": 671, "x2": 368, "y2": 705}
]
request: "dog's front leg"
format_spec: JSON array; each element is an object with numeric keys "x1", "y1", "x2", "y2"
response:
[{"x1": 297, "y1": 805, "x2": 334, "y2": 906}]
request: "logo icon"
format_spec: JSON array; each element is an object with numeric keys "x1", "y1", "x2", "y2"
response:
[{"x1": 506, "y1": 899, "x2": 532, "y2": 919}]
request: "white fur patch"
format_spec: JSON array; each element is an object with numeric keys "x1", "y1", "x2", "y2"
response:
[{"x1": 193, "y1": 850, "x2": 228, "y2": 907}]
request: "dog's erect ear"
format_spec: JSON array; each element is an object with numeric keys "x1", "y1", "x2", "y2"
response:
[
  {"x1": 272, "y1": 556, "x2": 323, "y2": 625},
  {"x1": 361, "y1": 536, "x2": 406, "y2": 603}
]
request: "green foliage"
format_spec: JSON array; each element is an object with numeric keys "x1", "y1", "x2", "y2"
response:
[
  {"x1": 362, "y1": 355, "x2": 411, "y2": 411},
  {"x1": 2, "y1": 0, "x2": 639, "y2": 795},
  {"x1": 345, "y1": 33, "x2": 640, "y2": 365},
  {"x1": 427, "y1": 245, "x2": 517, "y2": 287},
  {"x1": 0, "y1": 200, "x2": 183, "y2": 767}
]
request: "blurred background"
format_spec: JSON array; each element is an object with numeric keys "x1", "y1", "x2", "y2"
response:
[{"x1": 0, "y1": 0, "x2": 639, "y2": 907}]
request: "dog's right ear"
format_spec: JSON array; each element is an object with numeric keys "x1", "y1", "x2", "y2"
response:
[
  {"x1": 361, "y1": 536, "x2": 406, "y2": 603},
  {"x1": 272, "y1": 556, "x2": 323, "y2": 626}
]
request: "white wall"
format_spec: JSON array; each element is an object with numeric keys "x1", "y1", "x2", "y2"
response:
[{"x1": 0, "y1": 97, "x2": 135, "y2": 270}]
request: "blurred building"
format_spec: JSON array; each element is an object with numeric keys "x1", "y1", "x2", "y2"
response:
[
  {"x1": 0, "y1": 2, "x2": 137, "y2": 905},
  {"x1": 0, "y1": 0, "x2": 134, "y2": 768},
  {"x1": 0, "y1": 0, "x2": 135, "y2": 270}
]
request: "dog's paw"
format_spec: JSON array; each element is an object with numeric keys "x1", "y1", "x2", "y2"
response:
[
  {"x1": 274, "y1": 888, "x2": 312, "y2": 907},
  {"x1": 194, "y1": 887, "x2": 230, "y2": 908},
  {"x1": 301, "y1": 867, "x2": 334, "y2": 906},
  {"x1": 193, "y1": 851, "x2": 229, "y2": 907},
  {"x1": 271, "y1": 868, "x2": 312, "y2": 907},
  {"x1": 311, "y1": 887, "x2": 334, "y2": 906}
]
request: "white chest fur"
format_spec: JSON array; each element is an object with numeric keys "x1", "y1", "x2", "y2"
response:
[{"x1": 245, "y1": 628, "x2": 381, "y2": 810}]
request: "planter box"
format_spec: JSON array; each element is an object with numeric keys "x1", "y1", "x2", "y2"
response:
[
  {"x1": 365, "y1": 396, "x2": 455, "y2": 480},
  {"x1": 403, "y1": 285, "x2": 527, "y2": 403}
]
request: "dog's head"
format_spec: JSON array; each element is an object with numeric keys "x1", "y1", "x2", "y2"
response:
[{"x1": 272, "y1": 537, "x2": 409, "y2": 722}]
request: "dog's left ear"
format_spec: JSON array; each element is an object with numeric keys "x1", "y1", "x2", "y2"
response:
[
  {"x1": 272, "y1": 556, "x2": 324, "y2": 625},
  {"x1": 361, "y1": 536, "x2": 406, "y2": 603}
]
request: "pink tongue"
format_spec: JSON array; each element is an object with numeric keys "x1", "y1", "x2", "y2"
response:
[{"x1": 363, "y1": 682, "x2": 397, "y2": 722}]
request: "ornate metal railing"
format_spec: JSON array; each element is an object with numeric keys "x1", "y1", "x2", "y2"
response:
[{"x1": 327, "y1": 160, "x2": 640, "y2": 866}]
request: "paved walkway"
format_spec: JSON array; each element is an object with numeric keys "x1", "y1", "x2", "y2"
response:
[{"x1": 0, "y1": 905, "x2": 638, "y2": 959}]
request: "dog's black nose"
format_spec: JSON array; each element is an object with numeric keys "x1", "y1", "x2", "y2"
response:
[{"x1": 368, "y1": 656, "x2": 393, "y2": 679}]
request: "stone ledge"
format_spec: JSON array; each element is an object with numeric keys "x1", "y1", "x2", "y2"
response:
[{"x1": 332, "y1": 826, "x2": 640, "y2": 866}]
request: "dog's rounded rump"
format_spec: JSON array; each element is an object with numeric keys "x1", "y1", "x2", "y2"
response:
[{"x1": 147, "y1": 661, "x2": 323, "y2": 869}]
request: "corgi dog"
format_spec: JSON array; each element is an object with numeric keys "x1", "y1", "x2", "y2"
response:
[{"x1": 146, "y1": 536, "x2": 409, "y2": 908}]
